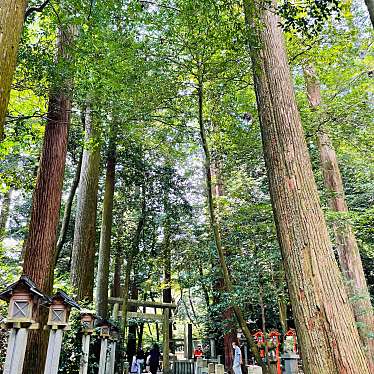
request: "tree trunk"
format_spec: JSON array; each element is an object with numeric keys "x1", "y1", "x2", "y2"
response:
[
  {"x1": 0, "y1": 188, "x2": 12, "y2": 241},
  {"x1": 112, "y1": 245, "x2": 122, "y2": 298},
  {"x1": 162, "y1": 209, "x2": 174, "y2": 352},
  {"x1": 197, "y1": 79, "x2": 266, "y2": 372},
  {"x1": 55, "y1": 150, "x2": 83, "y2": 263},
  {"x1": 303, "y1": 64, "x2": 374, "y2": 370},
  {"x1": 127, "y1": 283, "x2": 138, "y2": 364},
  {"x1": 21, "y1": 27, "x2": 72, "y2": 374},
  {"x1": 70, "y1": 107, "x2": 101, "y2": 302},
  {"x1": 96, "y1": 138, "x2": 116, "y2": 318},
  {"x1": 0, "y1": 0, "x2": 28, "y2": 139},
  {"x1": 364, "y1": 0, "x2": 374, "y2": 28},
  {"x1": 243, "y1": 1, "x2": 370, "y2": 372}
]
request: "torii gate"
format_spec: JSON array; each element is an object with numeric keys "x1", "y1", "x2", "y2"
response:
[{"x1": 108, "y1": 297, "x2": 177, "y2": 373}]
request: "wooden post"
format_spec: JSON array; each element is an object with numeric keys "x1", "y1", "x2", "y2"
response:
[
  {"x1": 44, "y1": 329, "x2": 64, "y2": 374},
  {"x1": 99, "y1": 338, "x2": 109, "y2": 374},
  {"x1": 163, "y1": 308, "x2": 171, "y2": 374},
  {"x1": 80, "y1": 334, "x2": 91, "y2": 374},
  {"x1": 208, "y1": 363, "x2": 215, "y2": 374},
  {"x1": 3, "y1": 328, "x2": 28, "y2": 374}
]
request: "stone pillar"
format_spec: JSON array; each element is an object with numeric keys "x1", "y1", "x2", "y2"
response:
[
  {"x1": 208, "y1": 362, "x2": 215, "y2": 374},
  {"x1": 209, "y1": 338, "x2": 216, "y2": 359},
  {"x1": 281, "y1": 352, "x2": 299, "y2": 374},
  {"x1": 184, "y1": 323, "x2": 193, "y2": 359},
  {"x1": 215, "y1": 363, "x2": 224, "y2": 374}
]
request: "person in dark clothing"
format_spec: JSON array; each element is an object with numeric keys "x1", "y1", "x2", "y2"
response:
[{"x1": 149, "y1": 343, "x2": 160, "y2": 374}]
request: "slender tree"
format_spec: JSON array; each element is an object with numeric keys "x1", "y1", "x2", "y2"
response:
[
  {"x1": 243, "y1": 1, "x2": 370, "y2": 372},
  {"x1": 197, "y1": 76, "x2": 266, "y2": 372},
  {"x1": 55, "y1": 150, "x2": 83, "y2": 263},
  {"x1": 0, "y1": 0, "x2": 28, "y2": 139},
  {"x1": 70, "y1": 107, "x2": 101, "y2": 301},
  {"x1": 304, "y1": 64, "x2": 374, "y2": 370},
  {"x1": 96, "y1": 137, "x2": 116, "y2": 318},
  {"x1": 0, "y1": 188, "x2": 12, "y2": 242}
]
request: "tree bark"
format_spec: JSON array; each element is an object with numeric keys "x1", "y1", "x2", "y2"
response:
[
  {"x1": 55, "y1": 150, "x2": 83, "y2": 264},
  {"x1": 21, "y1": 26, "x2": 72, "y2": 374},
  {"x1": 96, "y1": 138, "x2": 116, "y2": 318},
  {"x1": 0, "y1": 188, "x2": 12, "y2": 242},
  {"x1": 70, "y1": 107, "x2": 101, "y2": 302},
  {"x1": 112, "y1": 245, "x2": 122, "y2": 298},
  {"x1": 0, "y1": 0, "x2": 28, "y2": 139},
  {"x1": 364, "y1": 0, "x2": 374, "y2": 28},
  {"x1": 243, "y1": 1, "x2": 370, "y2": 372},
  {"x1": 303, "y1": 64, "x2": 374, "y2": 370},
  {"x1": 197, "y1": 79, "x2": 266, "y2": 372}
]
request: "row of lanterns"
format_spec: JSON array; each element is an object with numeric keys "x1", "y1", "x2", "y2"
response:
[{"x1": 0, "y1": 276, "x2": 119, "y2": 374}]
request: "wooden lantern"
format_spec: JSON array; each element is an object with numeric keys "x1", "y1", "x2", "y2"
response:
[
  {"x1": 80, "y1": 309, "x2": 96, "y2": 333},
  {"x1": 0, "y1": 276, "x2": 47, "y2": 327},
  {"x1": 97, "y1": 319, "x2": 111, "y2": 338},
  {"x1": 47, "y1": 290, "x2": 80, "y2": 328},
  {"x1": 110, "y1": 325, "x2": 120, "y2": 341}
]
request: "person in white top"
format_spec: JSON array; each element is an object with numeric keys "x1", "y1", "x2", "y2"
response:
[{"x1": 232, "y1": 340, "x2": 242, "y2": 374}]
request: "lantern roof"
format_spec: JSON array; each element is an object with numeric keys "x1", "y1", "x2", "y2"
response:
[
  {"x1": 96, "y1": 317, "x2": 111, "y2": 328},
  {"x1": 0, "y1": 275, "x2": 48, "y2": 302},
  {"x1": 80, "y1": 309, "x2": 96, "y2": 318},
  {"x1": 51, "y1": 290, "x2": 80, "y2": 309}
]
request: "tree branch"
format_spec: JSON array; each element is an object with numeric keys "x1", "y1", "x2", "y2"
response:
[{"x1": 24, "y1": 0, "x2": 50, "y2": 20}]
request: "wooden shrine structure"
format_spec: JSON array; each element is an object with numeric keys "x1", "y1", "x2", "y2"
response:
[{"x1": 108, "y1": 297, "x2": 177, "y2": 373}]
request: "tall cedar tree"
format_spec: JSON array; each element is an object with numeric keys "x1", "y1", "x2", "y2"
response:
[
  {"x1": 70, "y1": 108, "x2": 101, "y2": 301},
  {"x1": 0, "y1": 0, "x2": 28, "y2": 139},
  {"x1": 96, "y1": 138, "x2": 116, "y2": 318},
  {"x1": 243, "y1": 1, "x2": 370, "y2": 372},
  {"x1": 303, "y1": 64, "x2": 374, "y2": 370},
  {"x1": 21, "y1": 27, "x2": 72, "y2": 374}
]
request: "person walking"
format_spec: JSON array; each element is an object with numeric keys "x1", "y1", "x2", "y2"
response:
[
  {"x1": 136, "y1": 347, "x2": 146, "y2": 374},
  {"x1": 232, "y1": 340, "x2": 242, "y2": 374},
  {"x1": 149, "y1": 343, "x2": 161, "y2": 374}
]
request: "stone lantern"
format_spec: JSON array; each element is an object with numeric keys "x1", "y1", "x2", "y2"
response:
[{"x1": 0, "y1": 276, "x2": 48, "y2": 374}]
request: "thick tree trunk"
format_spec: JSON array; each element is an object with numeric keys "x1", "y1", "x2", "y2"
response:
[
  {"x1": 55, "y1": 150, "x2": 83, "y2": 263},
  {"x1": 70, "y1": 108, "x2": 101, "y2": 302},
  {"x1": 21, "y1": 26, "x2": 72, "y2": 374},
  {"x1": 197, "y1": 80, "x2": 266, "y2": 372},
  {"x1": 303, "y1": 64, "x2": 374, "y2": 369},
  {"x1": 96, "y1": 139, "x2": 116, "y2": 318},
  {"x1": 0, "y1": 0, "x2": 28, "y2": 139},
  {"x1": 243, "y1": 1, "x2": 370, "y2": 372},
  {"x1": 0, "y1": 188, "x2": 12, "y2": 241}
]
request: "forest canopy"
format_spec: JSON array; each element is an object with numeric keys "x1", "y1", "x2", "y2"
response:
[{"x1": 0, "y1": 0, "x2": 373, "y2": 373}]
